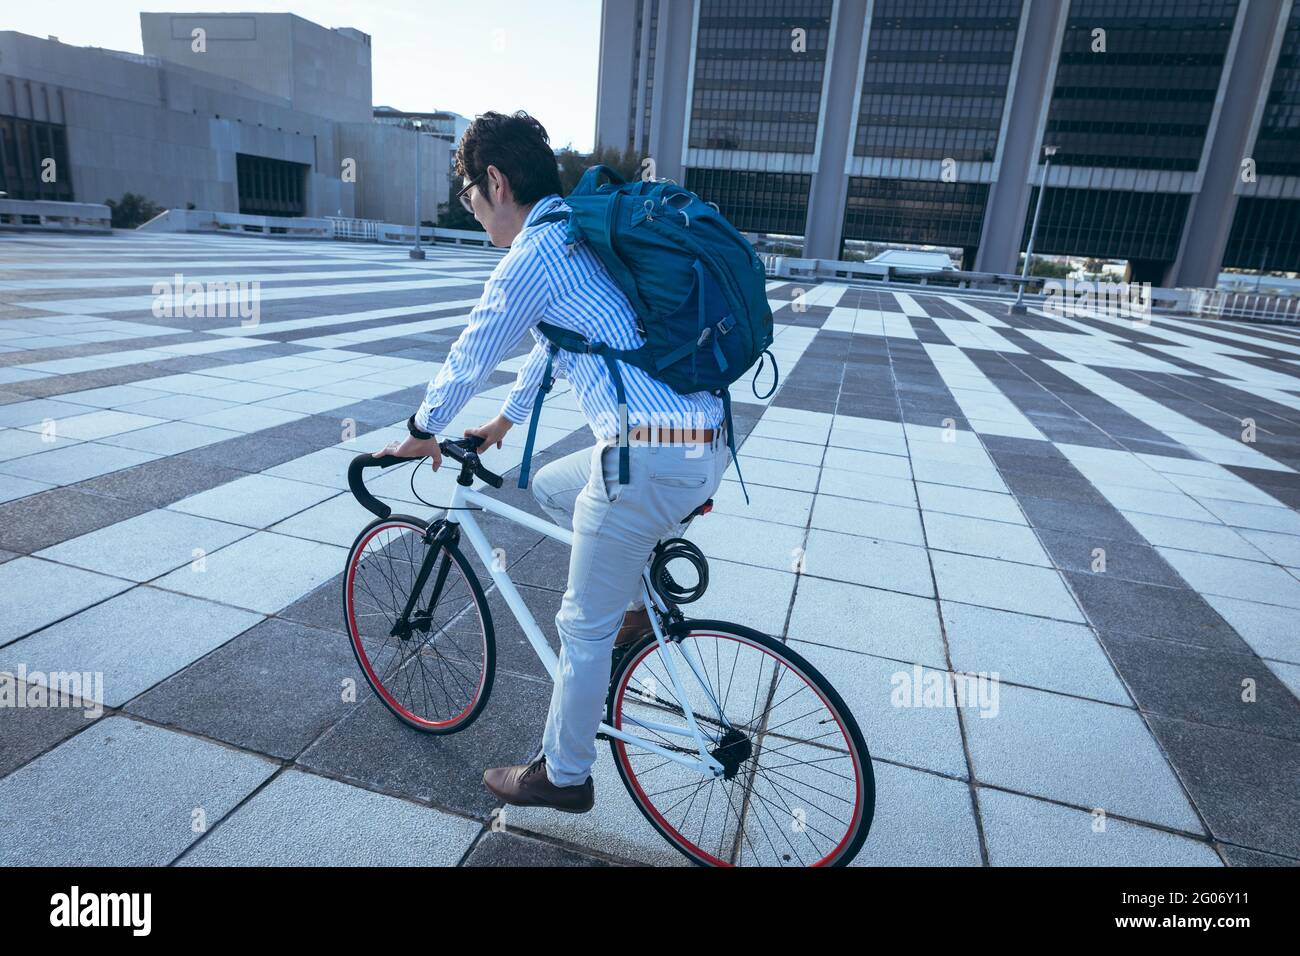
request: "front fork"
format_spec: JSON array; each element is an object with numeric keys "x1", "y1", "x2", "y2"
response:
[{"x1": 390, "y1": 519, "x2": 457, "y2": 639}]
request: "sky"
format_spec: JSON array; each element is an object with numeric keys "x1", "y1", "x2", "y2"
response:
[{"x1": 4, "y1": 1, "x2": 603, "y2": 151}]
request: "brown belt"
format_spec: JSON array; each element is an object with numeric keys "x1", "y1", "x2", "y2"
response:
[{"x1": 616, "y1": 423, "x2": 725, "y2": 446}]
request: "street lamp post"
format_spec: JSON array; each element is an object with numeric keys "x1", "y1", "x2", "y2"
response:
[
  {"x1": 410, "y1": 118, "x2": 425, "y2": 261},
  {"x1": 1011, "y1": 144, "x2": 1058, "y2": 314}
]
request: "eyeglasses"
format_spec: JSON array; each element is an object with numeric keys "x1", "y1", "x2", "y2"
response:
[{"x1": 457, "y1": 172, "x2": 486, "y2": 213}]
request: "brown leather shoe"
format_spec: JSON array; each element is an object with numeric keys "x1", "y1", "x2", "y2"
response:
[
  {"x1": 482, "y1": 756, "x2": 594, "y2": 813},
  {"x1": 615, "y1": 606, "x2": 653, "y2": 649}
]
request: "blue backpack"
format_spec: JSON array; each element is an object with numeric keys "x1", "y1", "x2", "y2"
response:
[{"x1": 518, "y1": 164, "x2": 778, "y2": 503}]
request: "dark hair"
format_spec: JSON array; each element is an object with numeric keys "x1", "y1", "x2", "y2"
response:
[{"x1": 455, "y1": 110, "x2": 562, "y2": 206}]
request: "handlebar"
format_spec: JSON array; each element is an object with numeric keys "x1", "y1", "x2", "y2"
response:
[{"x1": 347, "y1": 435, "x2": 505, "y2": 520}]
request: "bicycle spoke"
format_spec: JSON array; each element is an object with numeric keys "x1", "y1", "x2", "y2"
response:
[
  {"x1": 346, "y1": 522, "x2": 489, "y2": 730},
  {"x1": 610, "y1": 629, "x2": 870, "y2": 866}
]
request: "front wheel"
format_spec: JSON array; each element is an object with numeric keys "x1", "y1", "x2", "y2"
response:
[
  {"x1": 607, "y1": 620, "x2": 873, "y2": 866},
  {"x1": 343, "y1": 515, "x2": 494, "y2": 733}
]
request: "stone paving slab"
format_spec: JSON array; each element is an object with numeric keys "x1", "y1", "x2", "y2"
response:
[
  {"x1": 35, "y1": 508, "x2": 254, "y2": 582},
  {"x1": 0, "y1": 716, "x2": 277, "y2": 865},
  {"x1": 0, "y1": 586, "x2": 262, "y2": 706},
  {"x1": 0, "y1": 557, "x2": 133, "y2": 646},
  {"x1": 176, "y1": 769, "x2": 481, "y2": 866},
  {"x1": 962, "y1": 684, "x2": 1204, "y2": 833},
  {"x1": 125, "y1": 617, "x2": 362, "y2": 758}
]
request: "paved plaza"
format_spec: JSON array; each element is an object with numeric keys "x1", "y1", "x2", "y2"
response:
[{"x1": 0, "y1": 231, "x2": 1297, "y2": 866}]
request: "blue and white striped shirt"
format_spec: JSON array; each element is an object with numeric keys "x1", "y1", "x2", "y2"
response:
[{"x1": 414, "y1": 193, "x2": 723, "y2": 440}]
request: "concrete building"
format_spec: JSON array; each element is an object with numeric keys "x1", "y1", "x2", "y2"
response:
[
  {"x1": 0, "y1": 12, "x2": 447, "y2": 224},
  {"x1": 595, "y1": 0, "x2": 1300, "y2": 287},
  {"x1": 139, "y1": 12, "x2": 374, "y2": 125},
  {"x1": 372, "y1": 106, "x2": 468, "y2": 211}
]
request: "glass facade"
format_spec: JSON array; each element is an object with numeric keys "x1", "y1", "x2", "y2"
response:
[
  {"x1": 0, "y1": 114, "x2": 74, "y2": 203},
  {"x1": 627, "y1": 2, "x2": 643, "y2": 152},
  {"x1": 1251, "y1": 3, "x2": 1300, "y2": 177},
  {"x1": 842, "y1": 177, "x2": 990, "y2": 260},
  {"x1": 642, "y1": 0, "x2": 661, "y2": 151},
  {"x1": 688, "y1": 0, "x2": 832, "y2": 154},
  {"x1": 1224, "y1": 198, "x2": 1300, "y2": 273},
  {"x1": 1043, "y1": 0, "x2": 1239, "y2": 172},
  {"x1": 855, "y1": 0, "x2": 1022, "y2": 163},
  {"x1": 236, "y1": 153, "x2": 307, "y2": 217},
  {"x1": 1023, "y1": 1, "x2": 1238, "y2": 275},
  {"x1": 685, "y1": 167, "x2": 811, "y2": 235},
  {"x1": 1224, "y1": 5, "x2": 1300, "y2": 272},
  {"x1": 1020, "y1": 186, "x2": 1191, "y2": 263}
]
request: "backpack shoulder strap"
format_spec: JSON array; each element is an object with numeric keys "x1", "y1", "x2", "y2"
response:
[
  {"x1": 516, "y1": 339, "x2": 559, "y2": 491},
  {"x1": 534, "y1": 320, "x2": 634, "y2": 484}
]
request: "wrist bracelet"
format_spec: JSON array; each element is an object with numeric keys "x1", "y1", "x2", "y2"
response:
[{"x1": 407, "y1": 414, "x2": 433, "y2": 441}]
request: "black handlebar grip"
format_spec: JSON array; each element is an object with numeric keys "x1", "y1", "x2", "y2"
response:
[{"x1": 347, "y1": 453, "x2": 408, "y2": 520}]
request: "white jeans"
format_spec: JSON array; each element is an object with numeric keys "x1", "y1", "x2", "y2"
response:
[{"x1": 528, "y1": 433, "x2": 730, "y2": 787}]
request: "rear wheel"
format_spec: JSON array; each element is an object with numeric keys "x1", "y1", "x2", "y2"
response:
[
  {"x1": 607, "y1": 620, "x2": 873, "y2": 866},
  {"x1": 343, "y1": 515, "x2": 494, "y2": 733}
]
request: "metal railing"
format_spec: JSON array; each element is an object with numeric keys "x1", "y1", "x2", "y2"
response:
[
  {"x1": 760, "y1": 253, "x2": 1044, "y2": 294},
  {"x1": 329, "y1": 217, "x2": 493, "y2": 248},
  {"x1": 327, "y1": 217, "x2": 379, "y2": 242},
  {"x1": 1187, "y1": 289, "x2": 1300, "y2": 325}
]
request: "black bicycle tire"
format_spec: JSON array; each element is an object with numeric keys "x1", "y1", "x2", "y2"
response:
[
  {"x1": 343, "y1": 513, "x2": 496, "y2": 735},
  {"x1": 606, "y1": 618, "x2": 874, "y2": 866}
]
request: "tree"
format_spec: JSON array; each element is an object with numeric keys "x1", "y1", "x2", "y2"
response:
[
  {"x1": 1025, "y1": 255, "x2": 1071, "y2": 279},
  {"x1": 437, "y1": 177, "x2": 485, "y2": 232},
  {"x1": 105, "y1": 193, "x2": 162, "y2": 229},
  {"x1": 556, "y1": 145, "x2": 643, "y2": 194}
]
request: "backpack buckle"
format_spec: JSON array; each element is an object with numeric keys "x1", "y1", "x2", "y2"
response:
[{"x1": 717, "y1": 314, "x2": 735, "y2": 335}]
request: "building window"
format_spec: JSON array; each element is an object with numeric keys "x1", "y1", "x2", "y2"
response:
[
  {"x1": 1020, "y1": 186, "x2": 1191, "y2": 262},
  {"x1": 1251, "y1": 4, "x2": 1300, "y2": 177},
  {"x1": 1041, "y1": 0, "x2": 1240, "y2": 172},
  {"x1": 236, "y1": 153, "x2": 307, "y2": 217},
  {"x1": 686, "y1": 167, "x2": 811, "y2": 235},
  {"x1": 0, "y1": 114, "x2": 74, "y2": 202},
  {"x1": 628, "y1": 2, "x2": 643, "y2": 152},
  {"x1": 1224, "y1": 198, "x2": 1300, "y2": 273},
  {"x1": 855, "y1": 0, "x2": 1023, "y2": 163},
  {"x1": 642, "y1": 0, "x2": 661, "y2": 150},
  {"x1": 842, "y1": 177, "x2": 990, "y2": 252},
  {"x1": 688, "y1": 0, "x2": 833, "y2": 155}
]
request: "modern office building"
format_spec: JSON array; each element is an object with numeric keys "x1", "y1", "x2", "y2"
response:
[
  {"x1": 595, "y1": 0, "x2": 1300, "y2": 287},
  {"x1": 0, "y1": 13, "x2": 448, "y2": 224}
]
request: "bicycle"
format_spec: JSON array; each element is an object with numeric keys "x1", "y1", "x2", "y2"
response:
[{"x1": 343, "y1": 436, "x2": 875, "y2": 866}]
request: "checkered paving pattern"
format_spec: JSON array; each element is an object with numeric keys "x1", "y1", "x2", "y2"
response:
[{"x1": 1, "y1": 231, "x2": 1297, "y2": 866}]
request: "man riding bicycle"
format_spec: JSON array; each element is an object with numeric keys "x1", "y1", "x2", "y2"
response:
[{"x1": 379, "y1": 111, "x2": 729, "y2": 813}]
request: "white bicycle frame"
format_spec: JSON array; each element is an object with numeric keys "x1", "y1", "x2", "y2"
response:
[{"x1": 439, "y1": 478, "x2": 730, "y2": 779}]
